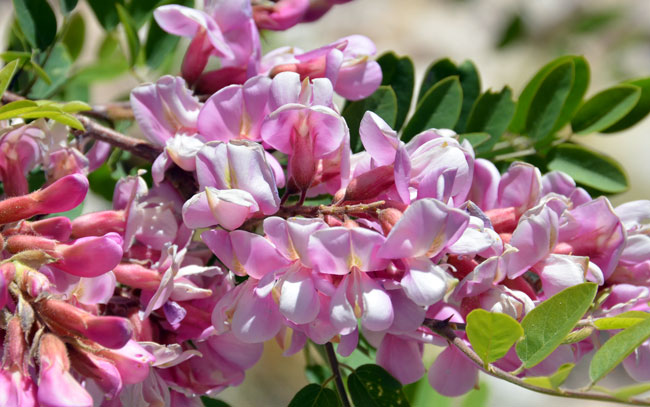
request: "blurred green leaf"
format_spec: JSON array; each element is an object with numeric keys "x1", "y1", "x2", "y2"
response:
[
  {"x1": 547, "y1": 144, "x2": 628, "y2": 194},
  {"x1": 348, "y1": 364, "x2": 410, "y2": 407},
  {"x1": 603, "y1": 78, "x2": 650, "y2": 133},
  {"x1": 572, "y1": 85, "x2": 640, "y2": 135},
  {"x1": 590, "y1": 317, "x2": 650, "y2": 384},
  {"x1": 62, "y1": 13, "x2": 85, "y2": 62},
  {"x1": 71, "y1": 59, "x2": 129, "y2": 84},
  {"x1": 526, "y1": 60, "x2": 574, "y2": 142},
  {"x1": 13, "y1": 0, "x2": 57, "y2": 50},
  {"x1": 466, "y1": 309, "x2": 523, "y2": 367},
  {"x1": 516, "y1": 283, "x2": 597, "y2": 368},
  {"x1": 29, "y1": 53, "x2": 52, "y2": 85},
  {"x1": 403, "y1": 76, "x2": 462, "y2": 142},
  {"x1": 0, "y1": 60, "x2": 20, "y2": 96},
  {"x1": 0, "y1": 100, "x2": 38, "y2": 119},
  {"x1": 88, "y1": 0, "x2": 125, "y2": 31},
  {"x1": 288, "y1": 384, "x2": 341, "y2": 407},
  {"x1": 30, "y1": 44, "x2": 73, "y2": 98},
  {"x1": 497, "y1": 13, "x2": 525, "y2": 48},
  {"x1": 612, "y1": 383, "x2": 650, "y2": 401},
  {"x1": 342, "y1": 86, "x2": 397, "y2": 153},
  {"x1": 60, "y1": 100, "x2": 91, "y2": 113},
  {"x1": 465, "y1": 87, "x2": 515, "y2": 153},
  {"x1": 305, "y1": 364, "x2": 331, "y2": 385},
  {"x1": 404, "y1": 376, "x2": 451, "y2": 407},
  {"x1": 523, "y1": 363, "x2": 575, "y2": 389},
  {"x1": 127, "y1": 0, "x2": 160, "y2": 28},
  {"x1": 455, "y1": 60, "x2": 481, "y2": 133},
  {"x1": 377, "y1": 52, "x2": 414, "y2": 131},
  {"x1": 200, "y1": 397, "x2": 230, "y2": 407},
  {"x1": 145, "y1": 15, "x2": 181, "y2": 69},
  {"x1": 116, "y1": 4, "x2": 141, "y2": 67},
  {"x1": 573, "y1": 9, "x2": 622, "y2": 34},
  {"x1": 0, "y1": 51, "x2": 31, "y2": 63},
  {"x1": 458, "y1": 132, "x2": 491, "y2": 148},
  {"x1": 461, "y1": 382, "x2": 490, "y2": 407},
  {"x1": 59, "y1": 0, "x2": 79, "y2": 14}
]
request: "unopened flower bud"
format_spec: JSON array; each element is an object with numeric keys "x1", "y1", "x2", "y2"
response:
[
  {"x1": 0, "y1": 174, "x2": 88, "y2": 225},
  {"x1": 71, "y1": 210, "x2": 125, "y2": 238},
  {"x1": 343, "y1": 165, "x2": 394, "y2": 202},
  {"x1": 97, "y1": 340, "x2": 155, "y2": 385},
  {"x1": 379, "y1": 208, "x2": 403, "y2": 235}
]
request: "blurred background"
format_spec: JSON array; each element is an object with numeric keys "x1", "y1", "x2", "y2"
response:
[{"x1": 2, "y1": 0, "x2": 650, "y2": 405}]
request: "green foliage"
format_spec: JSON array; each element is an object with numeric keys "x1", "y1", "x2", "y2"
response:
[
  {"x1": 516, "y1": 283, "x2": 597, "y2": 368},
  {"x1": 87, "y1": 0, "x2": 125, "y2": 31},
  {"x1": 59, "y1": 0, "x2": 79, "y2": 14},
  {"x1": 288, "y1": 384, "x2": 342, "y2": 407},
  {"x1": 547, "y1": 144, "x2": 628, "y2": 194},
  {"x1": 377, "y1": 52, "x2": 414, "y2": 131},
  {"x1": 0, "y1": 60, "x2": 19, "y2": 96},
  {"x1": 522, "y1": 363, "x2": 575, "y2": 389},
  {"x1": 200, "y1": 397, "x2": 230, "y2": 407},
  {"x1": 342, "y1": 86, "x2": 397, "y2": 153},
  {"x1": 0, "y1": 99, "x2": 86, "y2": 130},
  {"x1": 603, "y1": 77, "x2": 650, "y2": 132},
  {"x1": 347, "y1": 364, "x2": 411, "y2": 407},
  {"x1": 116, "y1": 3, "x2": 141, "y2": 67},
  {"x1": 594, "y1": 311, "x2": 650, "y2": 330},
  {"x1": 13, "y1": 0, "x2": 57, "y2": 50},
  {"x1": 572, "y1": 85, "x2": 641, "y2": 134},
  {"x1": 589, "y1": 317, "x2": 650, "y2": 384},
  {"x1": 466, "y1": 309, "x2": 523, "y2": 367},
  {"x1": 61, "y1": 13, "x2": 86, "y2": 62},
  {"x1": 29, "y1": 44, "x2": 73, "y2": 98},
  {"x1": 464, "y1": 87, "x2": 515, "y2": 153},
  {"x1": 402, "y1": 76, "x2": 462, "y2": 141}
]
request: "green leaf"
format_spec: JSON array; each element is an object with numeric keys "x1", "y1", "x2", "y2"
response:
[
  {"x1": 612, "y1": 383, "x2": 650, "y2": 401},
  {"x1": 62, "y1": 13, "x2": 86, "y2": 61},
  {"x1": 87, "y1": 0, "x2": 124, "y2": 31},
  {"x1": 200, "y1": 397, "x2": 230, "y2": 407},
  {"x1": 402, "y1": 76, "x2": 462, "y2": 142},
  {"x1": 288, "y1": 384, "x2": 341, "y2": 407},
  {"x1": 60, "y1": 101, "x2": 91, "y2": 113},
  {"x1": 145, "y1": 16, "x2": 181, "y2": 69},
  {"x1": 59, "y1": 0, "x2": 79, "y2": 14},
  {"x1": 418, "y1": 58, "x2": 458, "y2": 103},
  {"x1": 594, "y1": 317, "x2": 646, "y2": 330},
  {"x1": 561, "y1": 326, "x2": 595, "y2": 344},
  {"x1": 603, "y1": 78, "x2": 650, "y2": 132},
  {"x1": 404, "y1": 376, "x2": 451, "y2": 407},
  {"x1": 29, "y1": 45, "x2": 73, "y2": 98},
  {"x1": 0, "y1": 51, "x2": 31, "y2": 63},
  {"x1": 116, "y1": 4, "x2": 141, "y2": 67},
  {"x1": 13, "y1": 0, "x2": 57, "y2": 50},
  {"x1": 455, "y1": 60, "x2": 481, "y2": 133},
  {"x1": 553, "y1": 56, "x2": 590, "y2": 131},
  {"x1": 522, "y1": 363, "x2": 575, "y2": 389},
  {"x1": 465, "y1": 87, "x2": 515, "y2": 153},
  {"x1": 572, "y1": 85, "x2": 641, "y2": 135},
  {"x1": 347, "y1": 364, "x2": 411, "y2": 407},
  {"x1": 377, "y1": 52, "x2": 414, "y2": 131},
  {"x1": 126, "y1": 0, "x2": 160, "y2": 28},
  {"x1": 0, "y1": 60, "x2": 20, "y2": 96},
  {"x1": 342, "y1": 86, "x2": 397, "y2": 153},
  {"x1": 466, "y1": 309, "x2": 523, "y2": 367},
  {"x1": 496, "y1": 13, "x2": 525, "y2": 48},
  {"x1": 547, "y1": 144, "x2": 628, "y2": 194},
  {"x1": 461, "y1": 383, "x2": 490, "y2": 407},
  {"x1": 516, "y1": 282, "x2": 597, "y2": 368},
  {"x1": 0, "y1": 100, "x2": 38, "y2": 120},
  {"x1": 510, "y1": 56, "x2": 582, "y2": 133},
  {"x1": 305, "y1": 364, "x2": 331, "y2": 385},
  {"x1": 525, "y1": 60, "x2": 574, "y2": 142},
  {"x1": 589, "y1": 317, "x2": 650, "y2": 384},
  {"x1": 458, "y1": 132, "x2": 491, "y2": 148},
  {"x1": 29, "y1": 53, "x2": 52, "y2": 85},
  {"x1": 45, "y1": 199, "x2": 84, "y2": 220}
]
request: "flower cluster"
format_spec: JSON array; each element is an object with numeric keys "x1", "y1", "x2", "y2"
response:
[{"x1": 2, "y1": 0, "x2": 650, "y2": 406}]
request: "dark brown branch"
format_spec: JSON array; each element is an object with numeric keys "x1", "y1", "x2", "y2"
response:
[
  {"x1": 325, "y1": 342, "x2": 351, "y2": 407},
  {"x1": 423, "y1": 318, "x2": 650, "y2": 406}
]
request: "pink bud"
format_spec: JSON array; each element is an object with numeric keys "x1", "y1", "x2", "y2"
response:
[
  {"x1": 379, "y1": 208, "x2": 403, "y2": 235},
  {"x1": 71, "y1": 210, "x2": 125, "y2": 238},
  {"x1": 37, "y1": 334, "x2": 93, "y2": 407},
  {"x1": 113, "y1": 264, "x2": 161, "y2": 290},
  {"x1": 0, "y1": 174, "x2": 88, "y2": 225},
  {"x1": 343, "y1": 165, "x2": 395, "y2": 202},
  {"x1": 485, "y1": 207, "x2": 518, "y2": 234},
  {"x1": 68, "y1": 347, "x2": 123, "y2": 400},
  {"x1": 55, "y1": 233, "x2": 124, "y2": 278},
  {"x1": 181, "y1": 28, "x2": 212, "y2": 86},
  {"x1": 16, "y1": 263, "x2": 51, "y2": 297},
  {"x1": 36, "y1": 299, "x2": 133, "y2": 349}
]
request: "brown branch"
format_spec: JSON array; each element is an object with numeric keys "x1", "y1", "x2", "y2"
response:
[{"x1": 423, "y1": 318, "x2": 650, "y2": 406}]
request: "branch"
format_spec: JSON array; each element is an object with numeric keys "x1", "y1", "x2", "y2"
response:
[
  {"x1": 325, "y1": 342, "x2": 351, "y2": 407},
  {"x1": 2, "y1": 91, "x2": 161, "y2": 162},
  {"x1": 422, "y1": 318, "x2": 650, "y2": 406}
]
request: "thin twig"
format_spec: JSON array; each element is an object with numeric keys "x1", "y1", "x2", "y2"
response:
[
  {"x1": 423, "y1": 318, "x2": 650, "y2": 406},
  {"x1": 325, "y1": 342, "x2": 351, "y2": 407}
]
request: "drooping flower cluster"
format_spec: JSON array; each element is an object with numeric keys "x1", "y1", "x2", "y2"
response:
[{"x1": 2, "y1": 0, "x2": 650, "y2": 406}]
